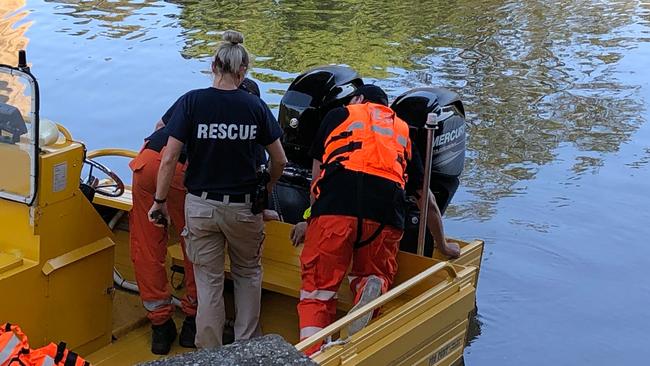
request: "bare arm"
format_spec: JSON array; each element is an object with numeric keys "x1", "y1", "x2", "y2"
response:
[
  {"x1": 415, "y1": 188, "x2": 445, "y2": 246},
  {"x1": 148, "y1": 136, "x2": 183, "y2": 226},
  {"x1": 154, "y1": 119, "x2": 165, "y2": 131},
  {"x1": 309, "y1": 159, "x2": 321, "y2": 205},
  {"x1": 415, "y1": 188, "x2": 460, "y2": 258},
  {"x1": 265, "y1": 138, "x2": 288, "y2": 188}
]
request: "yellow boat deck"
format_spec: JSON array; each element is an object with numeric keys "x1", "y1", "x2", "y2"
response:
[
  {"x1": 87, "y1": 290, "x2": 306, "y2": 365},
  {"x1": 87, "y1": 219, "x2": 330, "y2": 365},
  {"x1": 87, "y1": 210, "x2": 479, "y2": 365}
]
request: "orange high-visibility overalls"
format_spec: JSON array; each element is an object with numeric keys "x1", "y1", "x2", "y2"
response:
[
  {"x1": 129, "y1": 143, "x2": 197, "y2": 325},
  {"x1": 298, "y1": 103, "x2": 411, "y2": 353},
  {"x1": 0, "y1": 323, "x2": 30, "y2": 366},
  {"x1": 29, "y1": 342, "x2": 89, "y2": 366}
]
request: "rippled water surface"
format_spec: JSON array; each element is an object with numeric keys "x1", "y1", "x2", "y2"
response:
[{"x1": 2, "y1": 0, "x2": 650, "y2": 364}]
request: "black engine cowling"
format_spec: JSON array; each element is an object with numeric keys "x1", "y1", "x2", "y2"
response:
[
  {"x1": 391, "y1": 87, "x2": 467, "y2": 256},
  {"x1": 391, "y1": 87, "x2": 466, "y2": 214},
  {"x1": 278, "y1": 65, "x2": 363, "y2": 168}
]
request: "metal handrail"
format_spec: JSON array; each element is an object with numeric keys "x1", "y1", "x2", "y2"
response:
[
  {"x1": 87, "y1": 148, "x2": 138, "y2": 159},
  {"x1": 47, "y1": 123, "x2": 75, "y2": 148},
  {"x1": 56, "y1": 123, "x2": 73, "y2": 142},
  {"x1": 295, "y1": 261, "x2": 458, "y2": 352}
]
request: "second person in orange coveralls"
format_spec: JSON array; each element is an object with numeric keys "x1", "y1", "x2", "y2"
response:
[
  {"x1": 129, "y1": 102, "x2": 198, "y2": 355},
  {"x1": 291, "y1": 85, "x2": 461, "y2": 354}
]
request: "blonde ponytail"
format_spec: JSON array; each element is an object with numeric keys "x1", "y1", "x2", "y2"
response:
[{"x1": 213, "y1": 30, "x2": 249, "y2": 76}]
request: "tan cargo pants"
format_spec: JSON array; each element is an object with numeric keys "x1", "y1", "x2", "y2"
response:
[{"x1": 182, "y1": 192, "x2": 264, "y2": 348}]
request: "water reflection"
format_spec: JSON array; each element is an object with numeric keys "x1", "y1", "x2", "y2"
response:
[
  {"x1": 168, "y1": 0, "x2": 650, "y2": 221},
  {"x1": 45, "y1": 0, "x2": 164, "y2": 39},
  {"x1": 396, "y1": 0, "x2": 647, "y2": 220},
  {"x1": 0, "y1": 0, "x2": 30, "y2": 113},
  {"x1": 167, "y1": 0, "x2": 462, "y2": 78},
  {"x1": 32, "y1": 0, "x2": 650, "y2": 223}
]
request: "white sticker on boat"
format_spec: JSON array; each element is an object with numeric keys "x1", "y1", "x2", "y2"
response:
[{"x1": 53, "y1": 162, "x2": 67, "y2": 192}]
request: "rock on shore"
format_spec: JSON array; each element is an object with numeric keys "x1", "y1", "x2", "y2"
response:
[{"x1": 139, "y1": 334, "x2": 316, "y2": 366}]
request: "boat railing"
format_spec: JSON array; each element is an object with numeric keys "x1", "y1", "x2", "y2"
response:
[
  {"x1": 295, "y1": 261, "x2": 459, "y2": 352},
  {"x1": 87, "y1": 148, "x2": 138, "y2": 159}
]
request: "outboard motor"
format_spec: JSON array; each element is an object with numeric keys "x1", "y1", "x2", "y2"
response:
[
  {"x1": 279, "y1": 65, "x2": 364, "y2": 168},
  {"x1": 391, "y1": 87, "x2": 467, "y2": 256},
  {"x1": 273, "y1": 66, "x2": 364, "y2": 223}
]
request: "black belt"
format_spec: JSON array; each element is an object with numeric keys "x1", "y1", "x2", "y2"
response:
[{"x1": 189, "y1": 191, "x2": 251, "y2": 203}]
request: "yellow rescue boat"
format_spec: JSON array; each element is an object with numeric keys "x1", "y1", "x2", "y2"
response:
[{"x1": 0, "y1": 53, "x2": 483, "y2": 366}]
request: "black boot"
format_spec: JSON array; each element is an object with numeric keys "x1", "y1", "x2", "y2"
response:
[
  {"x1": 223, "y1": 324, "x2": 235, "y2": 345},
  {"x1": 151, "y1": 318, "x2": 177, "y2": 355},
  {"x1": 179, "y1": 316, "x2": 196, "y2": 348}
]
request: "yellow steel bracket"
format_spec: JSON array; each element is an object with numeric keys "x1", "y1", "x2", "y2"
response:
[{"x1": 41, "y1": 237, "x2": 115, "y2": 275}]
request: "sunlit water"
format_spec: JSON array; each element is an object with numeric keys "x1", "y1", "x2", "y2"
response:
[{"x1": 2, "y1": 0, "x2": 650, "y2": 364}]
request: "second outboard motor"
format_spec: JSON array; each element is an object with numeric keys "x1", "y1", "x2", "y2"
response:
[
  {"x1": 273, "y1": 66, "x2": 364, "y2": 223},
  {"x1": 391, "y1": 87, "x2": 467, "y2": 256}
]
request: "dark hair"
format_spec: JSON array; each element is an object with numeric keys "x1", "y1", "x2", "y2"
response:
[{"x1": 352, "y1": 84, "x2": 389, "y2": 106}]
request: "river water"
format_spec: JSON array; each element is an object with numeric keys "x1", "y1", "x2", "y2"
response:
[{"x1": 1, "y1": 0, "x2": 649, "y2": 364}]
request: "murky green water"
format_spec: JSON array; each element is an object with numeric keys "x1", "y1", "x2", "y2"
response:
[{"x1": 2, "y1": 0, "x2": 649, "y2": 364}]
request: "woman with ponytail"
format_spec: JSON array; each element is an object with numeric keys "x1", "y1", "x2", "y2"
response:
[{"x1": 148, "y1": 30, "x2": 287, "y2": 349}]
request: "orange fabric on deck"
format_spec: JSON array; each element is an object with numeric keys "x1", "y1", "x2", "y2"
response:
[
  {"x1": 30, "y1": 342, "x2": 89, "y2": 366},
  {"x1": 129, "y1": 147, "x2": 197, "y2": 325},
  {"x1": 297, "y1": 215, "x2": 402, "y2": 354},
  {"x1": 0, "y1": 323, "x2": 30, "y2": 366}
]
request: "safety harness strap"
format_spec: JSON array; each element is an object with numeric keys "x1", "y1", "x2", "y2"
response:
[
  {"x1": 355, "y1": 223, "x2": 386, "y2": 248},
  {"x1": 63, "y1": 350, "x2": 78, "y2": 366},
  {"x1": 54, "y1": 343, "x2": 66, "y2": 364},
  {"x1": 351, "y1": 171, "x2": 386, "y2": 248}
]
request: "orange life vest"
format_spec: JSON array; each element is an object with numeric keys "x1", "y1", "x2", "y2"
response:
[
  {"x1": 29, "y1": 343, "x2": 89, "y2": 366},
  {"x1": 0, "y1": 324, "x2": 30, "y2": 366},
  {"x1": 312, "y1": 102, "x2": 411, "y2": 197}
]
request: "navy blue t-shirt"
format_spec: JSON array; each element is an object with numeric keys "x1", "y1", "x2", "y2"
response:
[
  {"x1": 147, "y1": 91, "x2": 269, "y2": 166},
  {"x1": 145, "y1": 98, "x2": 187, "y2": 162},
  {"x1": 164, "y1": 87, "x2": 282, "y2": 194}
]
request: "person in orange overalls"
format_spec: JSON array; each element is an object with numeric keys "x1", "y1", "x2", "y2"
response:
[
  {"x1": 290, "y1": 85, "x2": 461, "y2": 354},
  {"x1": 130, "y1": 78, "x2": 268, "y2": 355},
  {"x1": 129, "y1": 102, "x2": 198, "y2": 355}
]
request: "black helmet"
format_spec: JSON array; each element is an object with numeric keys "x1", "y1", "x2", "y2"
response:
[
  {"x1": 279, "y1": 65, "x2": 363, "y2": 167},
  {"x1": 239, "y1": 77, "x2": 260, "y2": 97}
]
